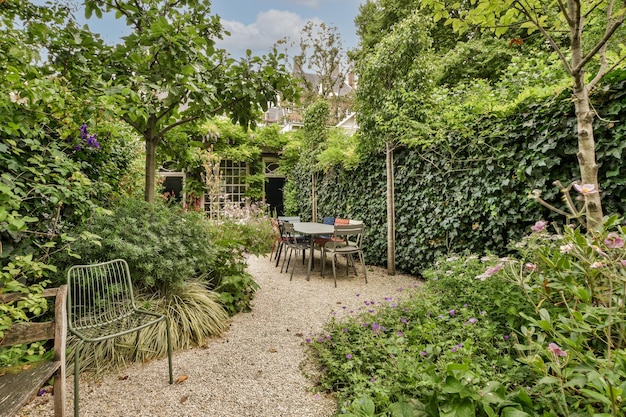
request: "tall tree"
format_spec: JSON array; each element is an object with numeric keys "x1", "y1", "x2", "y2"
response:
[
  {"x1": 288, "y1": 21, "x2": 353, "y2": 124},
  {"x1": 54, "y1": 0, "x2": 297, "y2": 202},
  {"x1": 354, "y1": 11, "x2": 435, "y2": 274},
  {"x1": 421, "y1": 0, "x2": 626, "y2": 228}
]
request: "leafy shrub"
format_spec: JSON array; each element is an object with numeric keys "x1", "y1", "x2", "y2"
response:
[
  {"x1": 54, "y1": 198, "x2": 218, "y2": 291},
  {"x1": 307, "y1": 256, "x2": 534, "y2": 416},
  {"x1": 500, "y1": 215, "x2": 626, "y2": 416},
  {"x1": 53, "y1": 198, "x2": 267, "y2": 316}
]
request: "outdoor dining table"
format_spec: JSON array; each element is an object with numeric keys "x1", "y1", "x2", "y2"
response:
[{"x1": 292, "y1": 222, "x2": 335, "y2": 281}]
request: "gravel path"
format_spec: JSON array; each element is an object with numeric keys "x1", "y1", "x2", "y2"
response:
[{"x1": 20, "y1": 254, "x2": 420, "y2": 417}]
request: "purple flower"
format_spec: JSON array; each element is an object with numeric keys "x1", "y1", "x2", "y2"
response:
[
  {"x1": 420, "y1": 351, "x2": 427, "y2": 356},
  {"x1": 467, "y1": 317, "x2": 477, "y2": 324},
  {"x1": 370, "y1": 378, "x2": 375, "y2": 383},
  {"x1": 531, "y1": 220, "x2": 548, "y2": 232},
  {"x1": 396, "y1": 331, "x2": 404, "y2": 337},
  {"x1": 400, "y1": 318, "x2": 408, "y2": 324},
  {"x1": 605, "y1": 233, "x2": 624, "y2": 249},
  {"x1": 306, "y1": 338, "x2": 311, "y2": 343},
  {"x1": 343, "y1": 328, "x2": 349, "y2": 333},
  {"x1": 346, "y1": 354, "x2": 353, "y2": 359},
  {"x1": 86, "y1": 134, "x2": 100, "y2": 149},
  {"x1": 504, "y1": 335, "x2": 510, "y2": 340},
  {"x1": 80, "y1": 123, "x2": 88, "y2": 139},
  {"x1": 548, "y1": 342, "x2": 568, "y2": 357}
]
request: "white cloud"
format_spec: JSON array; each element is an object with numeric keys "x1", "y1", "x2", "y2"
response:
[{"x1": 217, "y1": 9, "x2": 322, "y2": 57}]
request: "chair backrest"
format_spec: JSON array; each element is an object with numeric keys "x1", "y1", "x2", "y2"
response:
[
  {"x1": 278, "y1": 216, "x2": 301, "y2": 223},
  {"x1": 335, "y1": 218, "x2": 350, "y2": 225},
  {"x1": 281, "y1": 222, "x2": 300, "y2": 245},
  {"x1": 322, "y1": 217, "x2": 335, "y2": 225},
  {"x1": 329, "y1": 223, "x2": 364, "y2": 249},
  {"x1": 66, "y1": 259, "x2": 137, "y2": 334}
]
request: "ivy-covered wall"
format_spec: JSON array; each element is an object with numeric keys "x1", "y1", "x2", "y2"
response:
[{"x1": 292, "y1": 70, "x2": 626, "y2": 275}]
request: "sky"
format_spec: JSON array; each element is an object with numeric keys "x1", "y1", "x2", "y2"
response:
[{"x1": 70, "y1": 0, "x2": 365, "y2": 58}]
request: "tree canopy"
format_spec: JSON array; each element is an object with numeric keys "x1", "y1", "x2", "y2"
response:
[{"x1": 37, "y1": 0, "x2": 299, "y2": 202}]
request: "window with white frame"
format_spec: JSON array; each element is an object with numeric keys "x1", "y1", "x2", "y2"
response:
[{"x1": 204, "y1": 160, "x2": 248, "y2": 218}]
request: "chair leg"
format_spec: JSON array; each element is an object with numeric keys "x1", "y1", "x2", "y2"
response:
[
  {"x1": 275, "y1": 243, "x2": 283, "y2": 267},
  {"x1": 360, "y1": 252, "x2": 367, "y2": 284},
  {"x1": 331, "y1": 254, "x2": 338, "y2": 287},
  {"x1": 74, "y1": 344, "x2": 81, "y2": 417},
  {"x1": 281, "y1": 247, "x2": 292, "y2": 273},
  {"x1": 166, "y1": 316, "x2": 173, "y2": 384}
]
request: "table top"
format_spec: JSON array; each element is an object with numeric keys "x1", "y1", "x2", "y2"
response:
[{"x1": 293, "y1": 222, "x2": 334, "y2": 236}]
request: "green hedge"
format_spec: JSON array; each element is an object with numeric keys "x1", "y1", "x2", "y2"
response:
[{"x1": 292, "y1": 70, "x2": 626, "y2": 275}]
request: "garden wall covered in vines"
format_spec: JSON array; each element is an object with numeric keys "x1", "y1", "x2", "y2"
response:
[{"x1": 292, "y1": 70, "x2": 626, "y2": 275}]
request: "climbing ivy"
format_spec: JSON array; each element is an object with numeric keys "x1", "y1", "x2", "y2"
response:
[{"x1": 297, "y1": 70, "x2": 626, "y2": 275}]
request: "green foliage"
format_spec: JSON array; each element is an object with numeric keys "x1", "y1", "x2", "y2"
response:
[
  {"x1": 53, "y1": 198, "x2": 268, "y2": 315},
  {"x1": 1, "y1": 4, "x2": 138, "y2": 366},
  {"x1": 317, "y1": 128, "x2": 361, "y2": 171},
  {"x1": 296, "y1": 71, "x2": 626, "y2": 275},
  {"x1": 438, "y1": 38, "x2": 516, "y2": 87},
  {"x1": 356, "y1": 10, "x2": 435, "y2": 152},
  {"x1": 308, "y1": 219, "x2": 626, "y2": 416},
  {"x1": 307, "y1": 255, "x2": 533, "y2": 416},
  {"x1": 54, "y1": 199, "x2": 217, "y2": 291},
  {"x1": 501, "y1": 216, "x2": 626, "y2": 415},
  {"x1": 302, "y1": 100, "x2": 331, "y2": 149}
]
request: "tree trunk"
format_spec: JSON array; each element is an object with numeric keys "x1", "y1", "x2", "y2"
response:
[
  {"x1": 312, "y1": 173, "x2": 317, "y2": 222},
  {"x1": 572, "y1": 77, "x2": 603, "y2": 229},
  {"x1": 568, "y1": 0, "x2": 603, "y2": 229},
  {"x1": 144, "y1": 137, "x2": 158, "y2": 203},
  {"x1": 386, "y1": 142, "x2": 396, "y2": 275}
]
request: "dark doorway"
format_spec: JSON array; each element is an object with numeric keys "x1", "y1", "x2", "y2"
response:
[
  {"x1": 266, "y1": 177, "x2": 285, "y2": 216},
  {"x1": 161, "y1": 176, "x2": 183, "y2": 203}
]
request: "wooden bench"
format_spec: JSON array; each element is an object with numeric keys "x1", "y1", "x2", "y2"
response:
[{"x1": 0, "y1": 286, "x2": 67, "y2": 417}]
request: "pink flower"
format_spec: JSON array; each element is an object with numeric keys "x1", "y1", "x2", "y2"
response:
[
  {"x1": 620, "y1": 260, "x2": 626, "y2": 267},
  {"x1": 573, "y1": 183, "x2": 598, "y2": 195},
  {"x1": 485, "y1": 263, "x2": 502, "y2": 276},
  {"x1": 604, "y1": 233, "x2": 624, "y2": 249},
  {"x1": 531, "y1": 220, "x2": 548, "y2": 232},
  {"x1": 590, "y1": 261, "x2": 604, "y2": 269},
  {"x1": 525, "y1": 263, "x2": 537, "y2": 272},
  {"x1": 548, "y1": 342, "x2": 567, "y2": 357},
  {"x1": 560, "y1": 244, "x2": 574, "y2": 254}
]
